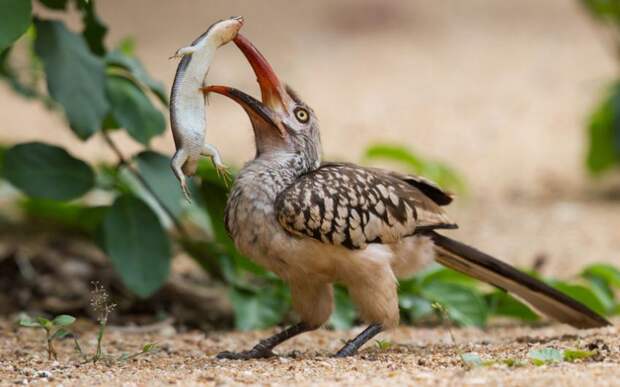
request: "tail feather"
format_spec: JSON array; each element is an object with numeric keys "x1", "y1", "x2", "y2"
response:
[{"x1": 427, "y1": 231, "x2": 611, "y2": 329}]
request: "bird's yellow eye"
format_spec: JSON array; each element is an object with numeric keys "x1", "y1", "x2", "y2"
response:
[{"x1": 294, "y1": 108, "x2": 309, "y2": 123}]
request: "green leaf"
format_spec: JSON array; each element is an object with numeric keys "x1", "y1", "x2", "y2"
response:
[
  {"x1": 421, "y1": 282, "x2": 487, "y2": 327},
  {"x1": 486, "y1": 290, "x2": 539, "y2": 321},
  {"x1": 134, "y1": 151, "x2": 184, "y2": 217},
  {"x1": 50, "y1": 328, "x2": 70, "y2": 340},
  {"x1": 582, "y1": 263, "x2": 620, "y2": 288},
  {"x1": 0, "y1": 0, "x2": 32, "y2": 53},
  {"x1": 416, "y1": 264, "x2": 478, "y2": 288},
  {"x1": 19, "y1": 317, "x2": 41, "y2": 328},
  {"x1": 582, "y1": 0, "x2": 620, "y2": 23},
  {"x1": 106, "y1": 76, "x2": 165, "y2": 145},
  {"x1": 34, "y1": 19, "x2": 109, "y2": 139},
  {"x1": 587, "y1": 278, "x2": 616, "y2": 314},
  {"x1": 230, "y1": 285, "x2": 290, "y2": 331},
  {"x1": 21, "y1": 198, "x2": 107, "y2": 234},
  {"x1": 461, "y1": 352, "x2": 482, "y2": 367},
  {"x1": 38, "y1": 0, "x2": 68, "y2": 10},
  {"x1": 398, "y1": 294, "x2": 433, "y2": 322},
  {"x1": 102, "y1": 194, "x2": 171, "y2": 298},
  {"x1": 142, "y1": 343, "x2": 157, "y2": 353},
  {"x1": 554, "y1": 283, "x2": 607, "y2": 316},
  {"x1": 0, "y1": 46, "x2": 40, "y2": 99},
  {"x1": 586, "y1": 89, "x2": 620, "y2": 174},
  {"x1": 106, "y1": 50, "x2": 168, "y2": 105},
  {"x1": 36, "y1": 317, "x2": 52, "y2": 329},
  {"x1": 52, "y1": 314, "x2": 75, "y2": 327},
  {"x1": 363, "y1": 143, "x2": 466, "y2": 193},
  {"x1": 116, "y1": 37, "x2": 135, "y2": 56},
  {"x1": 374, "y1": 339, "x2": 392, "y2": 351},
  {"x1": 329, "y1": 286, "x2": 357, "y2": 330},
  {"x1": 0, "y1": 144, "x2": 6, "y2": 177},
  {"x1": 178, "y1": 238, "x2": 228, "y2": 282},
  {"x1": 528, "y1": 348, "x2": 563, "y2": 365},
  {"x1": 77, "y1": 0, "x2": 107, "y2": 56},
  {"x1": 365, "y1": 144, "x2": 425, "y2": 170},
  {"x1": 196, "y1": 163, "x2": 235, "y2": 247},
  {"x1": 4, "y1": 142, "x2": 95, "y2": 200},
  {"x1": 563, "y1": 348, "x2": 596, "y2": 362}
]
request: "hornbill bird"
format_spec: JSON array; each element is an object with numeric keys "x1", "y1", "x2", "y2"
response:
[{"x1": 203, "y1": 34, "x2": 611, "y2": 359}]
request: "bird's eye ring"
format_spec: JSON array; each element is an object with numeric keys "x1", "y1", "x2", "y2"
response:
[{"x1": 294, "y1": 107, "x2": 309, "y2": 123}]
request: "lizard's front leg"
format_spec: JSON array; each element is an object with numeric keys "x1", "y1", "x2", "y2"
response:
[{"x1": 169, "y1": 45, "x2": 197, "y2": 60}]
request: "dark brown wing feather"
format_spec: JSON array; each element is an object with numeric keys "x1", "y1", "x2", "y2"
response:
[
  {"x1": 383, "y1": 170, "x2": 454, "y2": 206},
  {"x1": 275, "y1": 163, "x2": 457, "y2": 249}
]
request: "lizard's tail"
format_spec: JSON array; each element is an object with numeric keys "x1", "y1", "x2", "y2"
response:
[{"x1": 426, "y1": 231, "x2": 611, "y2": 329}]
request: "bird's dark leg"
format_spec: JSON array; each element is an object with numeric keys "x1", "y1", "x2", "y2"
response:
[
  {"x1": 217, "y1": 322, "x2": 311, "y2": 360},
  {"x1": 334, "y1": 323, "x2": 383, "y2": 358}
]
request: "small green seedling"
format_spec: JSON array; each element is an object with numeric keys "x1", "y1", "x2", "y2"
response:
[
  {"x1": 431, "y1": 302, "x2": 457, "y2": 344},
  {"x1": 374, "y1": 339, "x2": 393, "y2": 351},
  {"x1": 528, "y1": 348, "x2": 563, "y2": 366},
  {"x1": 460, "y1": 352, "x2": 482, "y2": 368},
  {"x1": 563, "y1": 348, "x2": 596, "y2": 362},
  {"x1": 19, "y1": 314, "x2": 76, "y2": 360},
  {"x1": 116, "y1": 342, "x2": 158, "y2": 362},
  {"x1": 88, "y1": 282, "x2": 116, "y2": 363},
  {"x1": 79, "y1": 282, "x2": 157, "y2": 365},
  {"x1": 461, "y1": 352, "x2": 528, "y2": 369},
  {"x1": 528, "y1": 347, "x2": 597, "y2": 366}
]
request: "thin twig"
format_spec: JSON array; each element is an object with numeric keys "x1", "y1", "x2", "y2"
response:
[{"x1": 101, "y1": 131, "x2": 190, "y2": 238}]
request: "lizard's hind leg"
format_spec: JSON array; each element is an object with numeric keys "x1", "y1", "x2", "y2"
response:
[{"x1": 171, "y1": 150, "x2": 192, "y2": 201}]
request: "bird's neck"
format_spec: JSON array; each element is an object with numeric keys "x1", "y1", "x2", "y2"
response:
[
  {"x1": 225, "y1": 151, "x2": 316, "y2": 248},
  {"x1": 233, "y1": 150, "x2": 318, "y2": 202}
]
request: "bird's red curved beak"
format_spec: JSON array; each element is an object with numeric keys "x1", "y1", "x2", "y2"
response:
[{"x1": 202, "y1": 33, "x2": 288, "y2": 136}]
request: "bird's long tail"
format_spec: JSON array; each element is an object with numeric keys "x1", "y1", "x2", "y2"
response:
[{"x1": 426, "y1": 231, "x2": 611, "y2": 329}]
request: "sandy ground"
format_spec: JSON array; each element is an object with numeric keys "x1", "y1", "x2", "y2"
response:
[
  {"x1": 1, "y1": 0, "x2": 620, "y2": 385},
  {"x1": 1, "y1": 319, "x2": 619, "y2": 386}
]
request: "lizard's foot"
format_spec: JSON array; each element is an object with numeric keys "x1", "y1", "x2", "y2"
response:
[
  {"x1": 216, "y1": 348, "x2": 275, "y2": 360},
  {"x1": 169, "y1": 46, "x2": 196, "y2": 60},
  {"x1": 181, "y1": 180, "x2": 192, "y2": 203},
  {"x1": 215, "y1": 164, "x2": 232, "y2": 187}
]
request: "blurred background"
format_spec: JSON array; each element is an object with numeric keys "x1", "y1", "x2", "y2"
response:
[{"x1": 0, "y1": 0, "x2": 619, "y2": 331}]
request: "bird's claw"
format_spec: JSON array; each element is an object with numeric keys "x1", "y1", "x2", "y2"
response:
[{"x1": 216, "y1": 349, "x2": 275, "y2": 360}]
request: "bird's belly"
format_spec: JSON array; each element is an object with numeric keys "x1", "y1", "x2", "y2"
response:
[
  {"x1": 227, "y1": 182, "x2": 436, "y2": 282},
  {"x1": 229, "y1": 199, "x2": 340, "y2": 281}
]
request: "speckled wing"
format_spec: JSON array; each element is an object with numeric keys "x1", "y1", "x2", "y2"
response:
[{"x1": 275, "y1": 163, "x2": 457, "y2": 249}]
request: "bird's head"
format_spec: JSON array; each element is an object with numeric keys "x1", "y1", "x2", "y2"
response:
[{"x1": 203, "y1": 34, "x2": 321, "y2": 170}]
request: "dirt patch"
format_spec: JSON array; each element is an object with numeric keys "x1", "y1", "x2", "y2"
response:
[{"x1": 1, "y1": 318, "x2": 618, "y2": 386}]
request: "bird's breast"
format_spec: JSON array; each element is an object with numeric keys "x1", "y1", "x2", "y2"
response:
[{"x1": 224, "y1": 169, "x2": 294, "y2": 276}]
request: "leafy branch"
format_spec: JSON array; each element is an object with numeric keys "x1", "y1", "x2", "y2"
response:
[{"x1": 100, "y1": 130, "x2": 189, "y2": 238}]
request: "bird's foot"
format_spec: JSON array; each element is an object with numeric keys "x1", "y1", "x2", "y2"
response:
[
  {"x1": 332, "y1": 323, "x2": 383, "y2": 358},
  {"x1": 333, "y1": 346, "x2": 357, "y2": 358},
  {"x1": 216, "y1": 348, "x2": 275, "y2": 360}
]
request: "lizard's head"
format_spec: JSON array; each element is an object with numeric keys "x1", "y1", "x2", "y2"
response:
[{"x1": 204, "y1": 34, "x2": 321, "y2": 169}]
